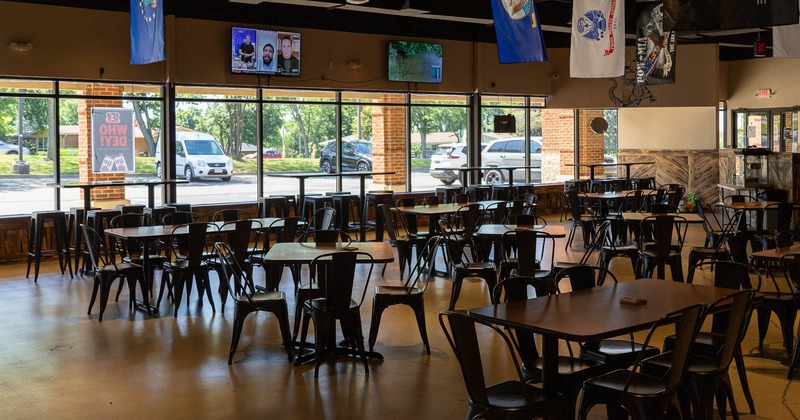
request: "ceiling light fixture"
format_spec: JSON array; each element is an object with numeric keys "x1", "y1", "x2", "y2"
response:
[
  {"x1": 346, "y1": 0, "x2": 369, "y2": 4},
  {"x1": 9, "y1": 42, "x2": 33, "y2": 52}
]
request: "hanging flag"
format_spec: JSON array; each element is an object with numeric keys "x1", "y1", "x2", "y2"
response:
[
  {"x1": 490, "y1": 0, "x2": 549, "y2": 63},
  {"x1": 570, "y1": 0, "x2": 625, "y2": 78},
  {"x1": 636, "y1": 1, "x2": 676, "y2": 84},
  {"x1": 130, "y1": 0, "x2": 165, "y2": 65},
  {"x1": 774, "y1": 1, "x2": 800, "y2": 57}
]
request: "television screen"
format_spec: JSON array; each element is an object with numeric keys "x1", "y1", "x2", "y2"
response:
[
  {"x1": 388, "y1": 41, "x2": 443, "y2": 83},
  {"x1": 231, "y1": 27, "x2": 300, "y2": 76}
]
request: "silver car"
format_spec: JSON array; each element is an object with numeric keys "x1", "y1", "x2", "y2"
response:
[{"x1": 0, "y1": 139, "x2": 30, "y2": 155}]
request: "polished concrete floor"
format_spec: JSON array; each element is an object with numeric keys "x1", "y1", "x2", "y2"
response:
[{"x1": 1, "y1": 216, "x2": 799, "y2": 419}]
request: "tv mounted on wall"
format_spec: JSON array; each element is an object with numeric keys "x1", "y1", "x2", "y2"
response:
[
  {"x1": 231, "y1": 27, "x2": 301, "y2": 76},
  {"x1": 388, "y1": 40, "x2": 443, "y2": 83}
]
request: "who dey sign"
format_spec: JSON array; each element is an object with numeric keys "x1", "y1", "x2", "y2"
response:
[{"x1": 91, "y1": 107, "x2": 135, "y2": 173}]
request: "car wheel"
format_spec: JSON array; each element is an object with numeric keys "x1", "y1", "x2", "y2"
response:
[
  {"x1": 321, "y1": 159, "x2": 332, "y2": 173},
  {"x1": 220, "y1": 176, "x2": 232, "y2": 182},
  {"x1": 184, "y1": 165, "x2": 195, "y2": 182},
  {"x1": 357, "y1": 161, "x2": 370, "y2": 172},
  {"x1": 484, "y1": 169, "x2": 504, "y2": 184},
  {"x1": 156, "y1": 163, "x2": 162, "y2": 178},
  {"x1": 441, "y1": 179, "x2": 455, "y2": 186},
  {"x1": 6, "y1": 151, "x2": 18, "y2": 155}
]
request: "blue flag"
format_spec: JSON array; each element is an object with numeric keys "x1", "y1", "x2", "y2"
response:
[
  {"x1": 491, "y1": 0, "x2": 549, "y2": 63},
  {"x1": 130, "y1": 0, "x2": 165, "y2": 65}
]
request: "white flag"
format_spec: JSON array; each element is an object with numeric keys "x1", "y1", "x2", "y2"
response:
[
  {"x1": 773, "y1": 1, "x2": 800, "y2": 58},
  {"x1": 570, "y1": 0, "x2": 625, "y2": 78}
]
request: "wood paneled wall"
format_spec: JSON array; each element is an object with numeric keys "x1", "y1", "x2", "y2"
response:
[{"x1": 619, "y1": 149, "x2": 720, "y2": 205}]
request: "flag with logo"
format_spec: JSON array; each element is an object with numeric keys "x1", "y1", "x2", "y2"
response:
[
  {"x1": 490, "y1": 0, "x2": 549, "y2": 63},
  {"x1": 130, "y1": 0, "x2": 165, "y2": 64},
  {"x1": 570, "y1": 0, "x2": 625, "y2": 78},
  {"x1": 774, "y1": 1, "x2": 800, "y2": 57},
  {"x1": 636, "y1": 1, "x2": 676, "y2": 84}
]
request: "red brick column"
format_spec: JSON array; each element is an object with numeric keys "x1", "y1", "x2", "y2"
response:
[
  {"x1": 541, "y1": 109, "x2": 607, "y2": 181},
  {"x1": 78, "y1": 83, "x2": 126, "y2": 206},
  {"x1": 371, "y1": 93, "x2": 407, "y2": 191}
]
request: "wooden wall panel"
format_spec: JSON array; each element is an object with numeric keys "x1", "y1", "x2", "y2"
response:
[{"x1": 619, "y1": 149, "x2": 719, "y2": 205}]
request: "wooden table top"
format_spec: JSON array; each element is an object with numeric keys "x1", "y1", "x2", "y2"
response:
[
  {"x1": 581, "y1": 189, "x2": 657, "y2": 200},
  {"x1": 263, "y1": 241, "x2": 394, "y2": 264},
  {"x1": 717, "y1": 201, "x2": 781, "y2": 210},
  {"x1": 395, "y1": 200, "x2": 508, "y2": 215},
  {"x1": 468, "y1": 280, "x2": 734, "y2": 342},
  {"x1": 621, "y1": 212, "x2": 703, "y2": 223},
  {"x1": 104, "y1": 217, "x2": 289, "y2": 240},
  {"x1": 751, "y1": 244, "x2": 800, "y2": 261},
  {"x1": 475, "y1": 224, "x2": 566, "y2": 238}
]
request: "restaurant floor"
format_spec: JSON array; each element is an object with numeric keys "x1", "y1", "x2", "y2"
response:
[{"x1": 0, "y1": 216, "x2": 798, "y2": 419}]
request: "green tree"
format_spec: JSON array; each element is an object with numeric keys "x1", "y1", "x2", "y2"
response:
[
  {"x1": 283, "y1": 104, "x2": 335, "y2": 158},
  {"x1": 603, "y1": 109, "x2": 618, "y2": 157},
  {"x1": 129, "y1": 100, "x2": 161, "y2": 157}
]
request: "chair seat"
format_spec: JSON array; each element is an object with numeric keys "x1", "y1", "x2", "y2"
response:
[
  {"x1": 639, "y1": 249, "x2": 680, "y2": 259},
  {"x1": 641, "y1": 351, "x2": 718, "y2": 377},
  {"x1": 663, "y1": 331, "x2": 721, "y2": 357},
  {"x1": 374, "y1": 285, "x2": 423, "y2": 296},
  {"x1": 485, "y1": 381, "x2": 554, "y2": 409},
  {"x1": 238, "y1": 290, "x2": 286, "y2": 303},
  {"x1": 525, "y1": 356, "x2": 604, "y2": 379},
  {"x1": 99, "y1": 262, "x2": 141, "y2": 274},
  {"x1": 582, "y1": 339, "x2": 660, "y2": 369},
  {"x1": 459, "y1": 261, "x2": 495, "y2": 270},
  {"x1": 307, "y1": 297, "x2": 359, "y2": 311},
  {"x1": 584, "y1": 369, "x2": 668, "y2": 397}
]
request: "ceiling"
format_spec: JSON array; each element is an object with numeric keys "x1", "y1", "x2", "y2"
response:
[{"x1": 16, "y1": 0, "x2": 777, "y2": 60}]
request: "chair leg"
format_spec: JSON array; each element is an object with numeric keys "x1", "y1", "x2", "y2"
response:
[
  {"x1": 448, "y1": 271, "x2": 466, "y2": 311},
  {"x1": 733, "y1": 348, "x2": 756, "y2": 414},
  {"x1": 88, "y1": 277, "x2": 100, "y2": 315},
  {"x1": 229, "y1": 305, "x2": 245, "y2": 364},
  {"x1": 411, "y1": 299, "x2": 430, "y2": 355},
  {"x1": 201, "y1": 271, "x2": 216, "y2": 313},
  {"x1": 276, "y1": 301, "x2": 294, "y2": 363},
  {"x1": 368, "y1": 296, "x2": 386, "y2": 352}
]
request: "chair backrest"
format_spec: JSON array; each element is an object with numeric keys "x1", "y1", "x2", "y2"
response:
[
  {"x1": 483, "y1": 200, "x2": 508, "y2": 224},
  {"x1": 492, "y1": 276, "x2": 553, "y2": 305},
  {"x1": 688, "y1": 260, "x2": 759, "y2": 334},
  {"x1": 639, "y1": 215, "x2": 686, "y2": 256},
  {"x1": 423, "y1": 195, "x2": 439, "y2": 206},
  {"x1": 395, "y1": 198, "x2": 421, "y2": 234},
  {"x1": 310, "y1": 206, "x2": 337, "y2": 230},
  {"x1": 404, "y1": 236, "x2": 441, "y2": 293},
  {"x1": 168, "y1": 222, "x2": 216, "y2": 268},
  {"x1": 567, "y1": 190, "x2": 587, "y2": 221},
  {"x1": 779, "y1": 253, "x2": 800, "y2": 295},
  {"x1": 500, "y1": 229, "x2": 540, "y2": 276},
  {"x1": 109, "y1": 214, "x2": 156, "y2": 258},
  {"x1": 515, "y1": 193, "x2": 537, "y2": 206},
  {"x1": 763, "y1": 202, "x2": 796, "y2": 235},
  {"x1": 508, "y1": 199, "x2": 528, "y2": 218},
  {"x1": 454, "y1": 203, "x2": 482, "y2": 239},
  {"x1": 298, "y1": 229, "x2": 351, "y2": 244},
  {"x1": 81, "y1": 224, "x2": 115, "y2": 271},
  {"x1": 708, "y1": 290, "x2": 756, "y2": 373},
  {"x1": 665, "y1": 185, "x2": 685, "y2": 208},
  {"x1": 627, "y1": 304, "x2": 707, "y2": 395},
  {"x1": 579, "y1": 219, "x2": 611, "y2": 264},
  {"x1": 504, "y1": 213, "x2": 539, "y2": 226},
  {"x1": 162, "y1": 211, "x2": 202, "y2": 226},
  {"x1": 268, "y1": 216, "x2": 303, "y2": 243},
  {"x1": 726, "y1": 233, "x2": 750, "y2": 265},
  {"x1": 554, "y1": 264, "x2": 618, "y2": 292},
  {"x1": 438, "y1": 219, "x2": 468, "y2": 264},
  {"x1": 695, "y1": 198, "x2": 722, "y2": 234},
  {"x1": 214, "y1": 241, "x2": 255, "y2": 303},
  {"x1": 439, "y1": 311, "x2": 529, "y2": 412},
  {"x1": 451, "y1": 193, "x2": 470, "y2": 204},
  {"x1": 309, "y1": 251, "x2": 374, "y2": 310},
  {"x1": 212, "y1": 209, "x2": 252, "y2": 222},
  {"x1": 220, "y1": 219, "x2": 255, "y2": 265}
]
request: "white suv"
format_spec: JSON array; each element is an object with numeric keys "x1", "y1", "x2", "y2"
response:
[
  {"x1": 481, "y1": 136, "x2": 617, "y2": 183},
  {"x1": 429, "y1": 143, "x2": 487, "y2": 185}
]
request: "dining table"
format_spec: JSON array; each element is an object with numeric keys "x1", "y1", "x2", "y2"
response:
[
  {"x1": 468, "y1": 279, "x2": 736, "y2": 393},
  {"x1": 621, "y1": 212, "x2": 703, "y2": 223},
  {"x1": 565, "y1": 161, "x2": 655, "y2": 180},
  {"x1": 715, "y1": 201, "x2": 798, "y2": 235},
  {"x1": 474, "y1": 223, "x2": 567, "y2": 264},
  {"x1": 268, "y1": 171, "x2": 395, "y2": 241},
  {"x1": 104, "y1": 217, "x2": 296, "y2": 314},
  {"x1": 395, "y1": 200, "x2": 510, "y2": 235}
]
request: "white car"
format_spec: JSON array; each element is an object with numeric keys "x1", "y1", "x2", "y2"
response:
[
  {"x1": 0, "y1": 139, "x2": 30, "y2": 155},
  {"x1": 429, "y1": 143, "x2": 487, "y2": 185},
  {"x1": 155, "y1": 131, "x2": 234, "y2": 182},
  {"x1": 481, "y1": 137, "x2": 617, "y2": 183}
]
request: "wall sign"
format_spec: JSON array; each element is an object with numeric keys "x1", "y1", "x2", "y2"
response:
[{"x1": 91, "y1": 107, "x2": 135, "y2": 173}]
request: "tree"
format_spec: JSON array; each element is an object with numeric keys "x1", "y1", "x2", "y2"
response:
[
  {"x1": 130, "y1": 100, "x2": 161, "y2": 157},
  {"x1": 283, "y1": 104, "x2": 335, "y2": 158},
  {"x1": 603, "y1": 109, "x2": 618, "y2": 157}
]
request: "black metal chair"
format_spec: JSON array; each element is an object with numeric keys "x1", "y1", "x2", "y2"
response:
[
  {"x1": 296, "y1": 251, "x2": 374, "y2": 377},
  {"x1": 566, "y1": 190, "x2": 596, "y2": 250},
  {"x1": 577, "y1": 304, "x2": 707, "y2": 420},
  {"x1": 214, "y1": 242, "x2": 293, "y2": 364},
  {"x1": 208, "y1": 219, "x2": 259, "y2": 313},
  {"x1": 755, "y1": 254, "x2": 800, "y2": 358},
  {"x1": 161, "y1": 211, "x2": 203, "y2": 225},
  {"x1": 109, "y1": 214, "x2": 166, "y2": 297},
  {"x1": 498, "y1": 229, "x2": 555, "y2": 283},
  {"x1": 638, "y1": 215, "x2": 688, "y2": 282},
  {"x1": 492, "y1": 276, "x2": 605, "y2": 420},
  {"x1": 642, "y1": 290, "x2": 756, "y2": 420},
  {"x1": 368, "y1": 236, "x2": 441, "y2": 354},
  {"x1": 82, "y1": 225, "x2": 148, "y2": 321},
  {"x1": 686, "y1": 210, "x2": 744, "y2": 274},
  {"x1": 439, "y1": 219, "x2": 496, "y2": 311},
  {"x1": 158, "y1": 222, "x2": 218, "y2": 317},
  {"x1": 211, "y1": 209, "x2": 252, "y2": 222},
  {"x1": 249, "y1": 216, "x2": 304, "y2": 291},
  {"x1": 439, "y1": 311, "x2": 568, "y2": 420},
  {"x1": 379, "y1": 204, "x2": 427, "y2": 278},
  {"x1": 696, "y1": 198, "x2": 727, "y2": 247}
]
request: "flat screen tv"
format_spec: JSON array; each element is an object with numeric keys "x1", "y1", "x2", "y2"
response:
[
  {"x1": 231, "y1": 27, "x2": 301, "y2": 76},
  {"x1": 388, "y1": 40, "x2": 443, "y2": 83}
]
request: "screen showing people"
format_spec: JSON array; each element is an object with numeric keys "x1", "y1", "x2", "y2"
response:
[{"x1": 231, "y1": 27, "x2": 300, "y2": 76}]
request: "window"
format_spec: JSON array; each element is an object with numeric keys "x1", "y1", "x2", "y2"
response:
[{"x1": 732, "y1": 107, "x2": 799, "y2": 151}]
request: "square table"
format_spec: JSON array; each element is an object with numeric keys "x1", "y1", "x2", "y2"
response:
[{"x1": 468, "y1": 280, "x2": 735, "y2": 393}]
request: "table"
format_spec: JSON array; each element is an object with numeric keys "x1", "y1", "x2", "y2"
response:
[
  {"x1": 621, "y1": 212, "x2": 703, "y2": 223},
  {"x1": 475, "y1": 224, "x2": 567, "y2": 264},
  {"x1": 468, "y1": 280, "x2": 735, "y2": 393},
  {"x1": 430, "y1": 166, "x2": 539, "y2": 187},
  {"x1": 396, "y1": 200, "x2": 508, "y2": 235},
  {"x1": 716, "y1": 201, "x2": 792, "y2": 235},
  {"x1": 565, "y1": 161, "x2": 655, "y2": 180},
  {"x1": 51, "y1": 179, "x2": 189, "y2": 216},
  {"x1": 263, "y1": 241, "x2": 394, "y2": 364},
  {"x1": 104, "y1": 217, "x2": 293, "y2": 314},
  {"x1": 269, "y1": 171, "x2": 395, "y2": 241}
]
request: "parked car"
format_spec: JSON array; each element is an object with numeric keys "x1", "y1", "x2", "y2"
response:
[
  {"x1": 429, "y1": 143, "x2": 487, "y2": 185},
  {"x1": 480, "y1": 136, "x2": 618, "y2": 183},
  {"x1": 155, "y1": 131, "x2": 234, "y2": 182},
  {"x1": 244, "y1": 149, "x2": 282, "y2": 159},
  {"x1": 319, "y1": 139, "x2": 372, "y2": 173},
  {"x1": 0, "y1": 139, "x2": 30, "y2": 155}
]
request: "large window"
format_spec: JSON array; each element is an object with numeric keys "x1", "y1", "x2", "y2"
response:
[
  {"x1": 411, "y1": 94, "x2": 468, "y2": 190},
  {"x1": 733, "y1": 107, "x2": 799, "y2": 151},
  {"x1": 479, "y1": 95, "x2": 545, "y2": 184}
]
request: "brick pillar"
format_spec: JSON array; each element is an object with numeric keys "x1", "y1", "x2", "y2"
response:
[
  {"x1": 78, "y1": 83, "x2": 127, "y2": 207},
  {"x1": 371, "y1": 93, "x2": 407, "y2": 191},
  {"x1": 541, "y1": 109, "x2": 607, "y2": 181}
]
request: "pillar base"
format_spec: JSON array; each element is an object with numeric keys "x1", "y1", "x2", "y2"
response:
[{"x1": 12, "y1": 162, "x2": 29, "y2": 174}]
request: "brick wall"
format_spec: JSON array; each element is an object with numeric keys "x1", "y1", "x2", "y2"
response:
[
  {"x1": 371, "y1": 93, "x2": 407, "y2": 190},
  {"x1": 541, "y1": 109, "x2": 607, "y2": 180},
  {"x1": 78, "y1": 84, "x2": 125, "y2": 203}
]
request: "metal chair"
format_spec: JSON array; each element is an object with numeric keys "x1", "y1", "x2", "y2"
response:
[
  {"x1": 157, "y1": 222, "x2": 219, "y2": 317},
  {"x1": 638, "y1": 215, "x2": 688, "y2": 282},
  {"x1": 439, "y1": 219, "x2": 496, "y2": 310}
]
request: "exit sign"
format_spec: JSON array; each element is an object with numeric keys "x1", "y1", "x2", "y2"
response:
[{"x1": 756, "y1": 88, "x2": 773, "y2": 98}]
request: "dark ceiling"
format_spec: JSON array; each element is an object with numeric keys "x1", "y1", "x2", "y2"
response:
[{"x1": 16, "y1": 0, "x2": 776, "y2": 61}]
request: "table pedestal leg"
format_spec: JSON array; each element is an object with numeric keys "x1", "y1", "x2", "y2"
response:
[{"x1": 540, "y1": 335, "x2": 558, "y2": 393}]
